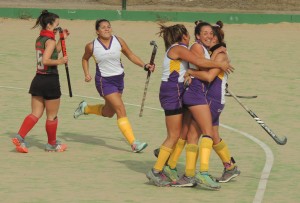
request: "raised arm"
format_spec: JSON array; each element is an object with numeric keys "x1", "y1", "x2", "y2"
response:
[{"x1": 118, "y1": 37, "x2": 155, "y2": 72}]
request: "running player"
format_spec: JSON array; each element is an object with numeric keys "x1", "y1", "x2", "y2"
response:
[
  {"x1": 73, "y1": 19, "x2": 155, "y2": 153},
  {"x1": 12, "y1": 10, "x2": 69, "y2": 153}
]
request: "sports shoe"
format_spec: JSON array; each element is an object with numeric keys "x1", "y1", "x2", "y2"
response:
[
  {"x1": 146, "y1": 169, "x2": 170, "y2": 187},
  {"x1": 131, "y1": 140, "x2": 147, "y2": 153},
  {"x1": 12, "y1": 134, "x2": 28, "y2": 153},
  {"x1": 195, "y1": 172, "x2": 221, "y2": 190},
  {"x1": 171, "y1": 174, "x2": 197, "y2": 187},
  {"x1": 45, "y1": 140, "x2": 67, "y2": 152},
  {"x1": 73, "y1": 100, "x2": 87, "y2": 119},
  {"x1": 163, "y1": 165, "x2": 179, "y2": 181},
  {"x1": 216, "y1": 166, "x2": 241, "y2": 183}
]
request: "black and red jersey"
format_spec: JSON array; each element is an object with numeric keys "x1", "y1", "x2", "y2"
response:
[{"x1": 35, "y1": 34, "x2": 58, "y2": 75}]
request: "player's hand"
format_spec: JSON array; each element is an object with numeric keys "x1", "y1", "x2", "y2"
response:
[
  {"x1": 85, "y1": 74, "x2": 92, "y2": 82},
  {"x1": 144, "y1": 63, "x2": 155, "y2": 72},
  {"x1": 220, "y1": 61, "x2": 234, "y2": 74},
  {"x1": 63, "y1": 29, "x2": 70, "y2": 39},
  {"x1": 184, "y1": 72, "x2": 192, "y2": 88},
  {"x1": 59, "y1": 56, "x2": 68, "y2": 64}
]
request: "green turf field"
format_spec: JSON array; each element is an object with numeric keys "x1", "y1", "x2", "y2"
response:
[{"x1": 0, "y1": 19, "x2": 299, "y2": 203}]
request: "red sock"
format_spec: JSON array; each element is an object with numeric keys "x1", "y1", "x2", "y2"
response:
[
  {"x1": 18, "y1": 114, "x2": 39, "y2": 138},
  {"x1": 46, "y1": 118, "x2": 58, "y2": 146}
]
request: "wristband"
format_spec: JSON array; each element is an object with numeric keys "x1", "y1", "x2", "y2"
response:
[{"x1": 144, "y1": 64, "x2": 149, "y2": 71}]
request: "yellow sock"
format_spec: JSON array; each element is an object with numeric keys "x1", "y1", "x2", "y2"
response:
[
  {"x1": 185, "y1": 144, "x2": 198, "y2": 177},
  {"x1": 154, "y1": 145, "x2": 173, "y2": 172},
  {"x1": 117, "y1": 117, "x2": 135, "y2": 145},
  {"x1": 213, "y1": 139, "x2": 234, "y2": 170},
  {"x1": 199, "y1": 136, "x2": 213, "y2": 172},
  {"x1": 167, "y1": 138, "x2": 186, "y2": 169},
  {"x1": 84, "y1": 104, "x2": 104, "y2": 116}
]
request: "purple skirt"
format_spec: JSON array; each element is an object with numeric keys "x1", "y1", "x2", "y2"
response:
[
  {"x1": 159, "y1": 81, "x2": 184, "y2": 111},
  {"x1": 95, "y1": 72, "x2": 124, "y2": 97},
  {"x1": 183, "y1": 78, "x2": 208, "y2": 106}
]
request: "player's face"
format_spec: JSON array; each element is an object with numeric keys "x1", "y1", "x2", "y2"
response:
[
  {"x1": 196, "y1": 25, "x2": 213, "y2": 48},
  {"x1": 97, "y1": 21, "x2": 112, "y2": 39},
  {"x1": 47, "y1": 18, "x2": 59, "y2": 31}
]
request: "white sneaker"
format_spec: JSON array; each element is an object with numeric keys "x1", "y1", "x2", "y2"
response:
[{"x1": 74, "y1": 101, "x2": 87, "y2": 119}]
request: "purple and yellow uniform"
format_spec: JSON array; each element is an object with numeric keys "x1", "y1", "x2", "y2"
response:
[
  {"x1": 207, "y1": 43, "x2": 228, "y2": 126},
  {"x1": 183, "y1": 41, "x2": 210, "y2": 106},
  {"x1": 159, "y1": 43, "x2": 189, "y2": 115},
  {"x1": 29, "y1": 30, "x2": 61, "y2": 100},
  {"x1": 92, "y1": 35, "x2": 124, "y2": 97}
]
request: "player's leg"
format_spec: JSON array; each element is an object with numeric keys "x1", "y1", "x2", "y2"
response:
[
  {"x1": 189, "y1": 105, "x2": 221, "y2": 190},
  {"x1": 147, "y1": 113, "x2": 182, "y2": 186},
  {"x1": 210, "y1": 100, "x2": 240, "y2": 182},
  {"x1": 44, "y1": 98, "x2": 67, "y2": 152},
  {"x1": 12, "y1": 96, "x2": 44, "y2": 153},
  {"x1": 212, "y1": 126, "x2": 240, "y2": 183},
  {"x1": 104, "y1": 92, "x2": 147, "y2": 152}
]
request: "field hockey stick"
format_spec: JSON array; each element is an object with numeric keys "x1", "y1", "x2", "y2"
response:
[
  {"x1": 139, "y1": 40, "x2": 158, "y2": 117},
  {"x1": 225, "y1": 92, "x2": 258, "y2": 99},
  {"x1": 57, "y1": 27, "x2": 72, "y2": 97},
  {"x1": 225, "y1": 83, "x2": 257, "y2": 98},
  {"x1": 226, "y1": 88, "x2": 287, "y2": 145}
]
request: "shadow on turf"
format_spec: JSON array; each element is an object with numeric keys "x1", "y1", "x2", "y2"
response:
[
  {"x1": 8, "y1": 131, "x2": 131, "y2": 152},
  {"x1": 60, "y1": 132, "x2": 131, "y2": 152},
  {"x1": 116, "y1": 159, "x2": 185, "y2": 174}
]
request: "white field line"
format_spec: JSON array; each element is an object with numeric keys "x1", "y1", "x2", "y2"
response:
[{"x1": 0, "y1": 85, "x2": 273, "y2": 203}]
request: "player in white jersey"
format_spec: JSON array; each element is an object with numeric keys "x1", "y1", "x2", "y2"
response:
[
  {"x1": 73, "y1": 19, "x2": 155, "y2": 153},
  {"x1": 146, "y1": 24, "x2": 234, "y2": 187},
  {"x1": 186, "y1": 21, "x2": 240, "y2": 183}
]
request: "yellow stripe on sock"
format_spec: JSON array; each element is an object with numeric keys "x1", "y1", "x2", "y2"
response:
[
  {"x1": 199, "y1": 136, "x2": 213, "y2": 172},
  {"x1": 117, "y1": 117, "x2": 135, "y2": 145},
  {"x1": 167, "y1": 138, "x2": 186, "y2": 169},
  {"x1": 213, "y1": 139, "x2": 234, "y2": 170},
  {"x1": 84, "y1": 104, "x2": 104, "y2": 116},
  {"x1": 154, "y1": 145, "x2": 173, "y2": 172},
  {"x1": 185, "y1": 144, "x2": 198, "y2": 177}
]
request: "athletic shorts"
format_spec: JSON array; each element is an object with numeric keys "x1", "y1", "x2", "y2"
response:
[
  {"x1": 183, "y1": 78, "x2": 208, "y2": 106},
  {"x1": 159, "y1": 81, "x2": 184, "y2": 116},
  {"x1": 208, "y1": 98, "x2": 224, "y2": 126},
  {"x1": 95, "y1": 73, "x2": 124, "y2": 97},
  {"x1": 29, "y1": 74, "x2": 61, "y2": 100}
]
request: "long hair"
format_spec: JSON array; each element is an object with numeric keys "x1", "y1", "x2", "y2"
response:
[
  {"x1": 32, "y1": 10, "x2": 59, "y2": 29},
  {"x1": 158, "y1": 24, "x2": 188, "y2": 51}
]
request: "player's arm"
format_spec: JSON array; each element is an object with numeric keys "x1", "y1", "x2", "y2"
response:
[
  {"x1": 43, "y1": 39, "x2": 68, "y2": 66},
  {"x1": 118, "y1": 37, "x2": 145, "y2": 68},
  {"x1": 82, "y1": 42, "x2": 93, "y2": 82},
  {"x1": 187, "y1": 53, "x2": 226, "y2": 82},
  {"x1": 170, "y1": 45, "x2": 233, "y2": 73}
]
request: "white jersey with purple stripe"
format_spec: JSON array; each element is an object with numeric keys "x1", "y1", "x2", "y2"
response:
[
  {"x1": 161, "y1": 43, "x2": 189, "y2": 83},
  {"x1": 92, "y1": 35, "x2": 123, "y2": 77},
  {"x1": 189, "y1": 41, "x2": 210, "y2": 70}
]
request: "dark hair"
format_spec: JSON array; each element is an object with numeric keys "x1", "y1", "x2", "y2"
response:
[
  {"x1": 158, "y1": 24, "x2": 188, "y2": 51},
  {"x1": 32, "y1": 10, "x2": 59, "y2": 29},
  {"x1": 194, "y1": 20, "x2": 203, "y2": 26},
  {"x1": 212, "y1": 20, "x2": 225, "y2": 44},
  {"x1": 95, "y1": 19, "x2": 110, "y2": 30},
  {"x1": 194, "y1": 20, "x2": 212, "y2": 40}
]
